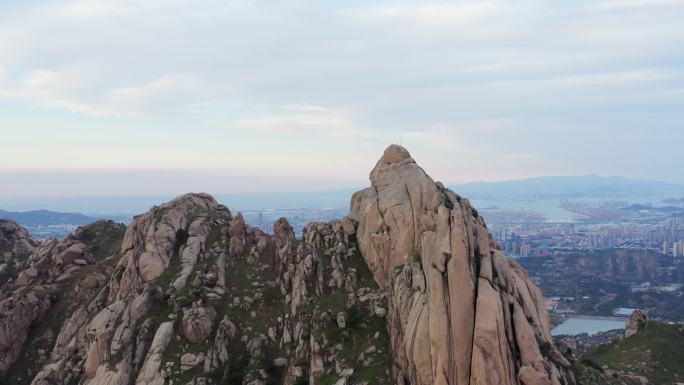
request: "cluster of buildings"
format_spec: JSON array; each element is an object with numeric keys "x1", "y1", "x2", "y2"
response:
[
  {"x1": 488, "y1": 216, "x2": 684, "y2": 258},
  {"x1": 629, "y1": 282, "x2": 683, "y2": 293},
  {"x1": 664, "y1": 239, "x2": 684, "y2": 256},
  {"x1": 483, "y1": 200, "x2": 684, "y2": 257},
  {"x1": 241, "y1": 207, "x2": 348, "y2": 237},
  {"x1": 555, "y1": 329, "x2": 624, "y2": 353},
  {"x1": 26, "y1": 224, "x2": 81, "y2": 240}
]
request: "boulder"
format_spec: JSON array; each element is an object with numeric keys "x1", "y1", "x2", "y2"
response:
[
  {"x1": 336, "y1": 312, "x2": 347, "y2": 329},
  {"x1": 625, "y1": 309, "x2": 648, "y2": 338},
  {"x1": 181, "y1": 304, "x2": 216, "y2": 343},
  {"x1": 180, "y1": 352, "x2": 204, "y2": 372}
]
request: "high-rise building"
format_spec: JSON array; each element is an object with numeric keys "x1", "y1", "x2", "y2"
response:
[{"x1": 674, "y1": 240, "x2": 684, "y2": 257}]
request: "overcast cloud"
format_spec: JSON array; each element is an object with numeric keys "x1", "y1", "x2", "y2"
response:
[{"x1": 0, "y1": 0, "x2": 683, "y2": 197}]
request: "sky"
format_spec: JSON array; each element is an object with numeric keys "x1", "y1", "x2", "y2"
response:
[{"x1": 1, "y1": 0, "x2": 683, "y2": 198}]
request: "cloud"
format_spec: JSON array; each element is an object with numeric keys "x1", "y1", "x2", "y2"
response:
[
  {"x1": 0, "y1": 0, "x2": 683, "y2": 185},
  {"x1": 595, "y1": 0, "x2": 684, "y2": 9},
  {"x1": 231, "y1": 106, "x2": 355, "y2": 134},
  {"x1": 228, "y1": 105, "x2": 391, "y2": 144},
  {"x1": 37, "y1": 0, "x2": 186, "y2": 21},
  {"x1": 485, "y1": 69, "x2": 670, "y2": 92},
  {"x1": 401, "y1": 125, "x2": 463, "y2": 149},
  {"x1": 400, "y1": 118, "x2": 520, "y2": 150},
  {"x1": 349, "y1": 2, "x2": 506, "y2": 29},
  {"x1": 0, "y1": 70, "x2": 216, "y2": 116},
  {"x1": 2, "y1": 0, "x2": 682, "y2": 118},
  {"x1": 0, "y1": 68, "x2": 89, "y2": 112},
  {"x1": 102, "y1": 73, "x2": 217, "y2": 116},
  {"x1": 541, "y1": 70, "x2": 668, "y2": 87}
]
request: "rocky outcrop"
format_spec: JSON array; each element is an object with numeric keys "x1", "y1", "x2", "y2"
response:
[
  {"x1": 625, "y1": 310, "x2": 648, "y2": 338},
  {"x1": 0, "y1": 219, "x2": 38, "y2": 260},
  {"x1": 0, "y1": 220, "x2": 122, "y2": 383},
  {"x1": 0, "y1": 219, "x2": 39, "y2": 288},
  {"x1": 0, "y1": 191, "x2": 393, "y2": 385},
  {"x1": 349, "y1": 144, "x2": 572, "y2": 385},
  {"x1": 181, "y1": 303, "x2": 216, "y2": 343}
]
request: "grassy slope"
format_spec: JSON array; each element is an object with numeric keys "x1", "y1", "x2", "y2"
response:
[
  {"x1": 70, "y1": 220, "x2": 126, "y2": 261},
  {"x1": 588, "y1": 321, "x2": 684, "y2": 385}
]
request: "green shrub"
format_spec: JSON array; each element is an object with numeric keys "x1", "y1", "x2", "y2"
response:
[
  {"x1": 411, "y1": 248, "x2": 422, "y2": 264},
  {"x1": 346, "y1": 304, "x2": 363, "y2": 329},
  {"x1": 443, "y1": 195, "x2": 454, "y2": 210}
]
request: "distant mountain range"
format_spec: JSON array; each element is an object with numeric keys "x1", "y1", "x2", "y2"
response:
[
  {"x1": 0, "y1": 209, "x2": 101, "y2": 227},
  {"x1": 621, "y1": 204, "x2": 684, "y2": 212},
  {"x1": 450, "y1": 175, "x2": 684, "y2": 201},
  {"x1": 0, "y1": 210, "x2": 131, "y2": 227}
]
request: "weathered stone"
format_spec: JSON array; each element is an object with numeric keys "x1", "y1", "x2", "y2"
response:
[
  {"x1": 336, "y1": 312, "x2": 347, "y2": 329},
  {"x1": 181, "y1": 304, "x2": 216, "y2": 343},
  {"x1": 180, "y1": 352, "x2": 204, "y2": 372},
  {"x1": 349, "y1": 145, "x2": 572, "y2": 385},
  {"x1": 625, "y1": 309, "x2": 648, "y2": 338}
]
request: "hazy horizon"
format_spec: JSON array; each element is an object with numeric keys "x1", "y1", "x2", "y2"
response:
[
  {"x1": 2, "y1": 173, "x2": 683, "y2": 217},
  {"x1": 1, "y1": 170, "x2": 683, "y2": 201}
]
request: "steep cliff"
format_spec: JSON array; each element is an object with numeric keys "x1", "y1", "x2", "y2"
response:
[{"x1": 349, "y1": 145, "x2": 572, "y2": 385}]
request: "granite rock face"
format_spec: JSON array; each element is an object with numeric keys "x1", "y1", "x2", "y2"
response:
[
  {"x1": 0, "y1": 193, "x2": 392, "y2": 385},
  {"x1": 625, "y1": 310, "x2": 648, "y2": 338},
  {"x1": 0, "y1": 221, "x2": 121, "y2": 383},
  {"x1": 0, "y1": 219, "x2": 40, "y2": 287},
  {"x1": 349, "y1": 144, "x2": 573, "y2": 385},
  {"x1": 0, "y1": 145, "x2": 576, "y2": 385}
]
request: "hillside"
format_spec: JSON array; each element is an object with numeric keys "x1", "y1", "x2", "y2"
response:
[
  {"x1": 588, "y1": 321, "x2": 684, "y2": 385},
  {"x1": 519, "y1": 249, "x2": 684, "y2": 320}
]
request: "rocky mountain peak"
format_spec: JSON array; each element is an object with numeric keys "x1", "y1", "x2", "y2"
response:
[
  {"x1": 351, "y1": 145, "x2": 572, "y2": 385},
  {"x1": 370, "y1": 144, "x2": 414, "y2": 179},
  {"x1": 115, "y1": 192, "x2": 232, "y2": 299}
]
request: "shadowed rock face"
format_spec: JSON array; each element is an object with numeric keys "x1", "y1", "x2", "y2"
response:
[
  {"x1": 0, "y1": 220, "x2": 122, "y2": 383},
  {"x1": 0, "y1": 145, "x2": 576, "y2": 385},
  {"x1": 0, "y1": 219, "x2": 40, "y2": 288},
  {"x1": 349, "y1": 144, "x2": 573, "y2": 385}
]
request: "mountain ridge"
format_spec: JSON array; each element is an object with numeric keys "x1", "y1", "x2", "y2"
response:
[
  {"x1": 451, "y1": 175, "x2": 684, "y2": 200},
  {"x1": 0, "y1": 145, "x2": 602, "y2": 385},
  {"x1": 0, "y1": 209, "x2": 100, "y2": 227}
]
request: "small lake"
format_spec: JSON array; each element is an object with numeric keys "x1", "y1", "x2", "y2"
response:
[{"x1": 552, "y1": 316, "x2": 626, "y2": 336}]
